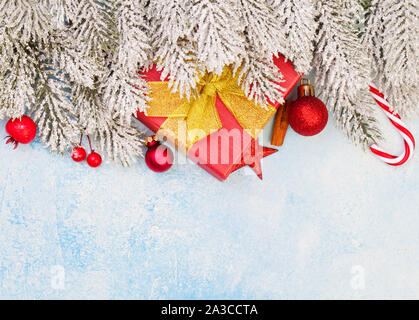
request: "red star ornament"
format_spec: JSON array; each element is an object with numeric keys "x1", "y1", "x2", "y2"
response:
[{"x1": 233, "y1": 139, "x2": 278, "y2": 179}]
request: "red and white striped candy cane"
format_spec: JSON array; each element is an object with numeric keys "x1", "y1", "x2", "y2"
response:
[{"x1": 369, "y1": 84, "x2": 415, "y2": 166}]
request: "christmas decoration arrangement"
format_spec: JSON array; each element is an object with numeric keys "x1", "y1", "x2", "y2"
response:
[
  {"x1": 135, "y1": 55, "x2": 299, "y2": 180},
  {"x1": 0, "y1": 1, "x2": 417, "y2": 179}
]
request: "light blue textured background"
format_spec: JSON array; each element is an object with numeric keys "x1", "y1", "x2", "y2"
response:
[{"x1": 0, "y1": 83, "x2": 418, "y2": 299}]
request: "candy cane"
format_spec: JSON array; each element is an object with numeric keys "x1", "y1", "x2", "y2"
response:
[{"x1": 369, "y1": 84, "x2": 415, "y2": 166}]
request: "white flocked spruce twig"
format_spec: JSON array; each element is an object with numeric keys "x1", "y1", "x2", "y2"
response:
[
  {"x1": 363, "y1": 0, "x2": 419, "y2": 116},
  {"x1": 313, "y1": 0, "x2": 381, "y2": 146}
]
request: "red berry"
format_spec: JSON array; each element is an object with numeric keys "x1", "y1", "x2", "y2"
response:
[
  {"x1": 87, "y1": 152, "x2": 102, "y2": 168},
  {"x1": 71, "y1": 146, "x2": 87, "y2": 162},
  {"x1": 5, "y1": 115, "x2": 37, "y2": 145}
]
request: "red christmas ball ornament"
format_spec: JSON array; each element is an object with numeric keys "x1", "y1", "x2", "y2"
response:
[
  {"x1": 5, "y1": 115, "x2": 37, "y2": 149},
  {"x1": 71, "y1": 146, "x2": 87, "y2": 162},
  {"x1": 288, "y1": 79, "x2": 328, "y2": 136},
  {"x1": 87, "y1": 152, "x2": 102, "y2": 168},
  {"x1": 144, "y1": 135, "x2": 174, "y2": 173}
]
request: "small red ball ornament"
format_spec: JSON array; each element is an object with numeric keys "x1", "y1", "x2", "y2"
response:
[
  {"x1": 144, "y1": 135, "x2": 174, "y2": 173},
  {"x1": 5, "y1": 115, "x2": 37, "y2": 149},
  {"x1": 87, "y1": 152, "x2": 102, "y2": 168},
  {"x1": 71, "y1": 146, "x2": 87, "y2": 162},
  {"x1": 288, "y1": 79, "x2": 328, "y2": 136}
]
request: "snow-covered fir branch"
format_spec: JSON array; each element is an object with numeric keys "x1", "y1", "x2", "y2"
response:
[
  {"x1": 313, "y1": 0, "x2": 381, "y2": 146},
  {"x1": 0, "y1": 0, "x2": 52, "y2": 45},
  {"x1": 0, "y1": 32, "x2": 37, "y2": 119},
  {"x1": 148, "y1": 0, "x2": 202, "y2": 99},
  {"x1": 65, "y1": 0, "x2": 149, "y2": 162},
  {"x1": 0, "y1": 0, "x2": 150, "y2": 164},
  {"x1": 149, "y1": 0, "x2": 287, "y2": 107},
  {"x1": 72, "y1": 85, "x2": 144, "y2": 166},
  {"x1": 363, "y1": 0, "x2": 419, "y2": 116},
  {"x1": 104, "y1": 0, "x2": 151, "y2": 123},
  {"x1": 236, "y1": 0, "x2": 286, "y2": 107},
  {"x1": 31, "y1": 63, "x2": 80, "y2": 154},
  {"x1": 236, "y1": 53, "x2": 285, "y2": 108},
  {"x1": 272, "y1": 0, "x2": 318, "y2": 73},
  {"x1": 68, "y1": 0, "x2": 118, "y2": 77},
  {"x1": 114, "y1": 0, "x2": 151, "y2": 76},
  {"x1": 102, "y1": 69, "x2": 150, "y2": 125},
  {"x1": 189, "y1": 0, "x2": 246, "y2": 75}
]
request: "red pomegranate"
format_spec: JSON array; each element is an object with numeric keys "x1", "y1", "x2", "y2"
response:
[{"x1": 5, "y1": 115, "x2": 37, "y2": 149}]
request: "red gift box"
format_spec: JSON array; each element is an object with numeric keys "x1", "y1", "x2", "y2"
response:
[{"x1": 136, "y1": 55, "x2": 300, "y2": 181}]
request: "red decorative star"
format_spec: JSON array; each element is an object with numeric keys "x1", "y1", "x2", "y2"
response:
[{"x1": 233, "y1": 139, "x2": 278, "y2": 179}]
